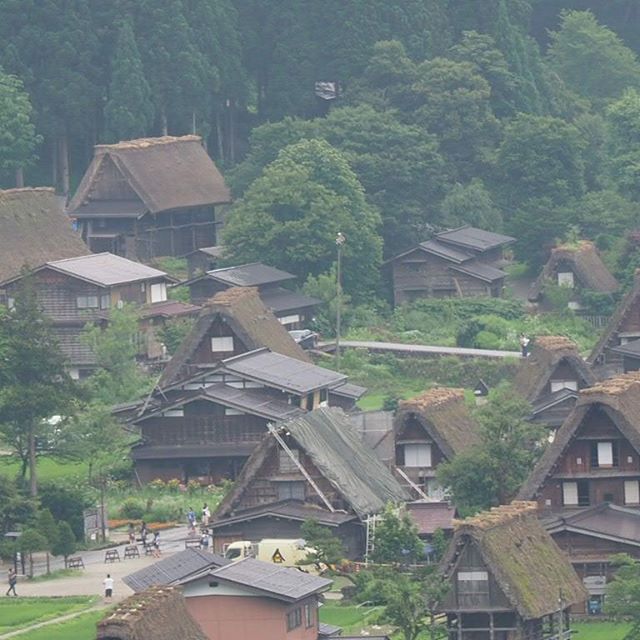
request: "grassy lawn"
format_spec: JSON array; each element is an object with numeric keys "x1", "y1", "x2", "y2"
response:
[
  {"x1": 572, "y1": 621, "x2": 631, "y2": 640},
  {"x1": 0, "y1": 455, "x2": 89, "y2": 482},
  {"x1": 16, "y1": 609, "x2": 105, "y2": 640},
  {"x1": 0, "y1": 596, "x2": 96, "y2": 633},
  {"x1": 319, "y1": 603, "x2": 382, "y2": 634}
]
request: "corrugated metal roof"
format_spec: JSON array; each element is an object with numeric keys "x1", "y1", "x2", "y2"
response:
[
  {"x1": 260, "y1": 287, "x2": 321, "y2": 314},
  {"x1": 449, "y1": 261, "x2": 506, "y2": 282},
  {"x1": 208, "y1": 557, "x2": 331, "y2": 601},
  {"x1": 406, "y1": 501, "x2": 456, "y2": 535},
  {"x1": 418, "y1": 239, "x2": 472, "y2": 263},
  {"x1": 46, "y1": 252, "x2": 169, "y2": 287},
  {"x1": 436, "y1": 226, "x2": 515, "y2": 251},
  {"x1": 206, "y1": 263, "x2": 296, "y2": 287},
  {"x1": 202, "y1": 384, "x2": 304, "y2": 420},
  {"x1": 124, "y1": 549, "x2": 228, "y2": 593},
  {"x1": 330, "y1": 382, "x2": 367, "y2": 400},
  {"x1": 611, "y1": 338, "x2": 640, "y2": 357},
  {"x1": 221, "y1": 349, "x2": 346, "y2": 394}
]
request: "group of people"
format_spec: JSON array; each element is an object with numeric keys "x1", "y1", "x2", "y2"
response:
[
  {"x1": 127, "y1": 521, "x2": 161, "y2": 558},
  {"x1": 187, "y1": 504, "x2": 210, "y2": 534}
]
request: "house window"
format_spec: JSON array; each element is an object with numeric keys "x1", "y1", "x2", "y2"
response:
[
  {"x1": 224, "y1": 407, "x2": 244, "y2": 416},
  {"x1": 279, "y1": 449, "x2": 300, "y2": 473},
  {"x1": 457, "y1": 570, "x2": 490, "y2": 607},
  {"x1": 7, "y1": 297, "x2": 15, "y2": 310},
  {"x1": 211, "y1": 336, "x2": 234, "y2": 352},
  {"x1": 625, "y1": 481, "x2": 640, "y2": 505},
  {"x1": 100, "y1": 293, "x2": 110, "y2": 309},
  {"x1": 403, "y1": 443, "x2": 432, "y2": 468},
  {"x1": 590, "y1": 441, "x2": 617, "y2": 468},
  {"x1": 277, "y1": 481, "x2": 305, "y2": 501},
  {"x1": 550, "y1": 379, "x2": 578, "y2": 393},
  {"x1": 77, "y1": 295, "x2": 99, "y2": 309},
  {"x1": 286, "y1": 608, "x2": 302, "y2": 631},
  {"x1": 557, "y1": 271, "x2": 574, "y2": 287},
  {"x1": 304, "y1": 603, "x2": 314, "y2": 628},
  {"x1": 279, "y1": 314, "x2": 300, "y2": 326},
  {"x1": 162, "y1": 408, "x2": 184, "y2": 417},
  {"x1": 150, "y1": 282, "x2": 167, "y2": 303},
  {"x1": 563, "y1": 480, "x2": 590, "y2": 506}
]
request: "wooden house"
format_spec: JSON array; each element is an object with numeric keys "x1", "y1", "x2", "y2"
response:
[
  {"x1": 386, "y1": 226, "x2": 515, "y2": 305},
  {"x1": 97, "y1": 586, "x2": 207, "y2": 640},
  {"x1": 518, "y1": 373, "x2": 640, "y2": 512},
  {"x1": 183, "y1": 262, "x2": 321, "y2": 329},
  {"x1": 513, "y1": 336, "x2": 596, "y2": 429},
  {"x1": 125, "y1": 289, "x2": 363, "y2": 483},
  {"x1": 394, "y1": 388, "x2": 480, "y2": 498},
  {"x1": 67, "y1": 136, "x2": 231, "y2": 261},
  {"x1": 210, "y1": 407, "x2": 409, "y2": 558},
  {"x1": 589, "y1": 270, "x2": 640, "y2": 371},
  {"x1": 0, "y1": 253, "x2": 187, "y2": 378},
  {"x1": 440, "y1": 502, "x2": 587, "y2": 639},
  {"x1": 186, "y1": 245, "x2": 223, "y2": 278},
  {"x1": 123, "y1": 551, "x2": 331, "y2": 640},
  {"x1": 528, "y1": 241, "x2": 618, "y2": 310},
  {"x1": 543, "y1": 503, "x2": 640, "y2": 615},
  {"x1": 0, "y1": 187, "x2": 89, "y2": 284}
]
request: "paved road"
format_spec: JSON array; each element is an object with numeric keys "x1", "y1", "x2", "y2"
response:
[{"x1": 320, "y1": 340, "x2": 522, "y2": 359}]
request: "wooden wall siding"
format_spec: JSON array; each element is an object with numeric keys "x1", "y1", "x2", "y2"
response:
[
  {"x1": 140, "y1": 415, "x2": 268, "y2": 446},
  {"x1": 441, "y1": 542, "x2": 512, "y2": 611},
  {"x1": 237, "y1": 442, "x2": 351, "y2": 514},
  {"x1": 189, "y1": 279, "x2": 227, "y2": 305},
  {"x1": 553, "y1": 530, "x2": 640, "y2": 562},
  {"x1": 531, "y1": 397, "x2": 577, "y2": 426},
  {"x1": 544, "y1": 361, "x2": 583, "y2": 396},
  {"x1": 474, "y1": 247, "x2": 504, "y2": 264},
  {"x1": 191, "y1": 318, "x2": 249, "y2": 365},
  {"x1": 538, "y1": 477, "x2": 639, "y2": 510},
  {"x1": 89, "y1": 155, "x2": 140, "y2": 201},
  {"x1": 136, "y1": 456, "x2": 246, "y2": 484}
]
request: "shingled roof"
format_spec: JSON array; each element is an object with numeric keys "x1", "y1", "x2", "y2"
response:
[
  {"x1": 68, "y1": 135, "x2": 231, "y2": 217},
  {"x1": 589, "y1": 270, "x2": 640, "y2": 364},
  {"x1": 518, "y1": 373, "x2": 640, "y2": 500},
  {"x1": 0, "y1": 188, "x2": 89, "y2": 283},
  {"x1": 513, "y1": 336, "x2": 596, "y2": 402},
  {"x1": 442, "y1": 502, "x2": 587, "y2": 619},
  {"x1": 158, "y1": 287, "x2": 309, "y2": 388},
  {"x1": 96, "y1": 586, "x2": 206, "y2": 640},
  {"x1": 394, "y1": 388, "x2": 480, "y2": 459},
  {"x1": 215, "y1": 407, "x2": 410, "y2": 521},
  {"x1": 528, "y1": 241, "x2": 618, "y2": 301}
]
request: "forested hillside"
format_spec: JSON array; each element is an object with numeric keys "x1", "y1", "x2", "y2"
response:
[{"x1": 3, "y1": 0, "x2": 640, "y2": 295}]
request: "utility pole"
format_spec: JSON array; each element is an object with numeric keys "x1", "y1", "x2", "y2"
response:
[{"x1": 335, "y1": 232, "x2": 346, "y2": 370}]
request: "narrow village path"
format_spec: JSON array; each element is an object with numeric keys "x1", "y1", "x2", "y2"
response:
[{"x1": 319, "y1": 340, "x2": 522, "y2": 359}]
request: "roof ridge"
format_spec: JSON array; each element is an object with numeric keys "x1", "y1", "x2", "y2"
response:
[
  {"x1": 400, "y1": 387, "x2": 466, "y2": 411},
  {"x1": 454, "y1": 501, "x2": 538, "y2": 531},
  {"x1": 96, "y1": 135, "x2": 201, "y2": 151},
  {"x1": 0, "y1": 187, "x2": 55, "y2": 197},
  {"x1": 580, "y1": 372, "x2": 640, "y2": 397},
  {"x1": 47, "y1": 251, "x2": 111, "y2": 265}
]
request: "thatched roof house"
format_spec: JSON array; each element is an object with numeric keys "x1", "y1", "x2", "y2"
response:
[
  {"x1": 96, "y1": 586, "x2": 206, "y2": 640},
  {"x1": 440, "y1": 502, "x2": 587, "y2": 635},
  {"x1": 528, "y1": 241, "x2": 618, "y2": 302},
  {"x1": 159, "y1": 286, "x2": 309, "y2": 388},
  {"x1": 589, "y1": 270, "x2": 640, "y2": 367},
  {"x1": 0, "y1": 187, "x2": 88, "y2": 283},
  {"x1": 69, "y1": 135, "x2": 230, "y2": 216},
  {"x1": 514, "y1": 336, "x2": 596, "y2": 402},
  {"x1": 216, "y1": 407, "x2": 409, "y2": 522},
  {"x1": 518, "y1": 372, "x2": 640, "y2": 505},
  {"x1": 395, "y1": 388, "x2": 480, "y2": 460}
]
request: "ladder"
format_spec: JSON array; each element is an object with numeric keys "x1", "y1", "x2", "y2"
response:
[{"x1": 365, "y1": 514, "x2": 379, "y2": 564}]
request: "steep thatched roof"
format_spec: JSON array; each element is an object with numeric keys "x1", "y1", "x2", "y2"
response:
[
  {"x1": 519, "y1": 372, "x2": 640, "y2": 500},
  {"x1": 394, "y1": 388, "x2": 479, "y2": 459},
  {"x1": 0, "y1": 188, "x2": 89, "y2": 284},
  {"x1": 96, "y1": 586, "x2": 206, "y2": 640},
  {"x1": 528, "y1": 241, "x2": 618, "y2": 301},
  {"x1": 215, "y1": 407, "x2": 410, "y2": 521},
  {"x1": 68, "y1": 135, "x2": 230, "y2": 216},
  {"x1": 442, "y1": 502, "x2": 587, "y2": 619},
  {"x1": 159, "y1": 287, "x2": 309, "y2": 388},
  {"x1": 589, "y1": 270, "x2": 640, "y2": 364},
  {"x1": 513, "y1": 336, "x2": 596, "y2": 402}
]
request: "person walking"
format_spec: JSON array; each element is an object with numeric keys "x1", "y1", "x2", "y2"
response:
[
  {"x1": 200, "y1": 531, "x2": 210, "y2": 550},
  {"x1": 519, "y1": 333, "x2": 530, "y2": 357},
  {"x1": 6, "y1": 568, "x2": 17, "y2": 597},
  {"x1": 103, "y1": 574, "x2": 114, "y2": 602},
  {"x1": 202, "y1": 503, "x2": 210, "y2": 527},
  {"x1": 152, "y1": 531, "x2": 161, "y2": 558},
  {"x1": 187, "y1": 508, "x2": 197, "y2": 535}
]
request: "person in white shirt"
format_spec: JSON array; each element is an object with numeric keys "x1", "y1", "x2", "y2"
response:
[{"x1": 103, "y1": 574, "x2": 114, "y2": 601}]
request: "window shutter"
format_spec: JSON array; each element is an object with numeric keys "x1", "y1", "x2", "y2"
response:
[
  {"x1": 625, "y1": 481, "x2": 640, "y2": 505},
  {"x1": 563, "y1": 482, "x2": 578, "y2": 505}
]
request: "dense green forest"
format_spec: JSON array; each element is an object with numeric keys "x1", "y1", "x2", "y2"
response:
[{"x1": 3, "y1": 0, "x2": 640, "y2": 296}]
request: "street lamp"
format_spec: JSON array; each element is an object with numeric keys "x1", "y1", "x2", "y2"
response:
[{"x1": 335, "y1": 232, "x2": 346, "y2": 370}]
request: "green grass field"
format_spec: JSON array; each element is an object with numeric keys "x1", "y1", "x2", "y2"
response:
[
  {"x1": 319, "y1": 603, "x2": 382, "y2": 634},
  {"x1": 0, "y1": 596, "x2": 96, "y2": 633},
  {"x1": 572, "y1": 621, "x2": 630, "y2": 640},
  {"x1": 0, "y1": 455, "x2": 89, "y2": 482},
  {"x1": 16, "y1": 609, "x2": 104, "y2": 640}
]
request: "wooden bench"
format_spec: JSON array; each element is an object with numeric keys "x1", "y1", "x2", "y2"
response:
[
  {"x1": 104, "y1": 549, "x2": 120, "y2": 563},
  {"x1": 185, "y1": 538, "x2": 201, "y2": 550},
  {"x1": 143, "y1": 542, "x2": 154, "y2": 556},
  {"x1": 124, "y1": 545, "x2": 140, "y2": 559},
  {"x1": 66, "y1": 556, "x2": 84, "y2": 569}
]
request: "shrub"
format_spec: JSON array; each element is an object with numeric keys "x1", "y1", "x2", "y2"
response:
[
  {"x1": 145, "y1": 500, "x2": 182, "y2": 523},
  {"x1": 119, "y1": 498, "x2": 145, "y2": 520},
  {"x1": 187, "y1": 479, "x2": 200, "y2": 494},
  {"x1": 166, "y1": 479, "x2": 181, "y2": 493},
  {"x1": 148, "y1": 478, "x2": 166, "y2": 491},
  {"x1": 473, "y1": 330, "x2": 502, "y2": 349},
  {"x1": 39, "y1": 482, "x2": 91, "y2": 541}
]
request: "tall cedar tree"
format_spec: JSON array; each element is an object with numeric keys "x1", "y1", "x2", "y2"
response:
[
  {"x1": 0, "y1": 67, "x2": 41, "y2": 185},
  {"x1": 0, "y1": 278, "x2": 78, "y2": 496},
  {"x1": 104, "y1": 19, "x2": 154, "y2": 142}
]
